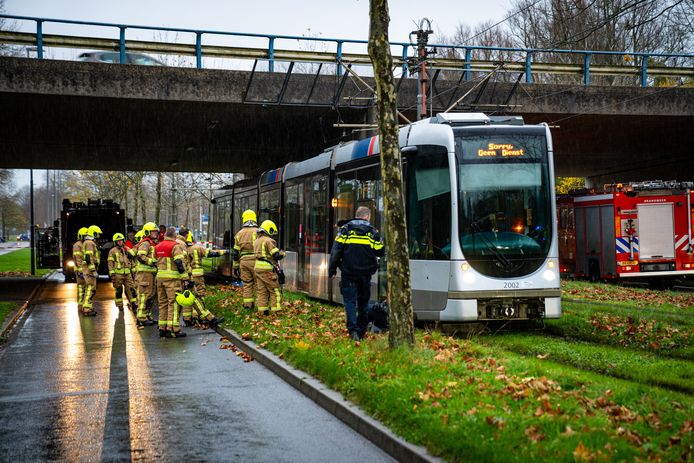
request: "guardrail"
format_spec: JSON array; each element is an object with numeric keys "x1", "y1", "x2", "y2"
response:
[{"x1": 1, "y1": 14, "x2": 693, "y2": 87}]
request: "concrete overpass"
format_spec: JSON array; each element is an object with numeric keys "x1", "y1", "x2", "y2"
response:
[{"x1": 1, "y1": 57, "x2": 692, "y2": 182}]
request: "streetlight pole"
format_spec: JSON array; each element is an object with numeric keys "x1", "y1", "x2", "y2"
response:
[{"x1": 30, "y1": 169, "x2": 35, "y2": 276}]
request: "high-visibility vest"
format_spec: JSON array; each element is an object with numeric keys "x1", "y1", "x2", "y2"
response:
[{"x1": 155, "y1": 238, "x2": 187, "y2": 279}]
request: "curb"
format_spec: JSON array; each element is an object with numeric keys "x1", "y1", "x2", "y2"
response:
[
  {"x1": 0, "y1": 273, "x2": 48, "y2": 342},
  {"x1": 214, "y1": 325, "x2": 442, "y2": 463}
]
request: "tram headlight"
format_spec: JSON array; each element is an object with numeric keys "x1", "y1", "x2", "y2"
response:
[
  {"x1": 461, "y1": 261, "x2": 476, "y2": 284},
  {"x1": 542, "y1": 260, "x2": 557, "y2": 281}
]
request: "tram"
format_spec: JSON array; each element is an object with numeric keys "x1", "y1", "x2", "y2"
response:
[{"x1": 211, "y1": 113, "x2": 561, "y2": 322}]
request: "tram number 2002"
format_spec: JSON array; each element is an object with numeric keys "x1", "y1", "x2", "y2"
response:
[{"x1": 503, "y1": 282, "x2": 520, "y2": 289}]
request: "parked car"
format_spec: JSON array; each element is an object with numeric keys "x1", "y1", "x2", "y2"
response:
[
  {"x1": 16, "y1": 233, "x2": 29, "y2": 241},
  {"x1": 78, "y1": 51, "x2": 164, "y2": 66}
]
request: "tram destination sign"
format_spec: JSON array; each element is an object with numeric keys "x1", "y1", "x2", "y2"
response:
[{"x1": 477, "y1": 143, "x2": 525, "y2": 158}]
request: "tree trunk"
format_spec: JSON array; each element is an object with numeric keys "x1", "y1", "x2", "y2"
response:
[
  {"x1": 139, "y1": 174, "x2": 146, "y2": 224},
  {"x1": 155, "y1": 172, "x2": 162, "y2": 225},
  {"x1": 368, "y1": 0, "x2": 415, "y2": 349},
  {"x1": 132, "y1": 179, "x2": 139, "y2": 225}
]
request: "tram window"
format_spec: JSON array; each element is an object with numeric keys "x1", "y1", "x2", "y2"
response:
[
  {"x1": 260, "y1": 188, "x2": 281, "y2": 228},
  {"x1": 335, "y1": 165, "x2": 382, "y2": 233},
  {"x1": 285, "y1": 184, "x2": 301, "y2": 252},
  {"x1": 233, "y1": 194, "x2": 257, "y2": 233},
  {"x1": 307, "y1": 176, "x2": 328, "y2": 253},
  {"x1": 407, "y1": 145, "x2": 451, "y2": 260}
]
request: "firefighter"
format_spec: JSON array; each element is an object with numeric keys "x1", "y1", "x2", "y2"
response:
[
  {"x1": 176, "y1": 227, "x2": 193, "y2": 322},
  {"x1": 253, "y1": 220, "x2": 285, "y2": 314},
  {"x1": 81, "y1": 225, "x2": 102, "y2": 316},
  {"x1": 233, "y1": 209, "x2": 258, "y2": 309},
  {"x1": 135, "y1": 222, "x2": 158, "y2": 327},
  {"x1": 73, "y1": 227, "x2": 88, "y2": 312},
  {"x1": 155, "y1": 227, "x2": 188, "y2": 338},
  {"x1": 108, "y1": 232, "x2": 136, "y2": 311},
  {"x1": 183, "y1": 230, "x2": 225, "y2": 327}
]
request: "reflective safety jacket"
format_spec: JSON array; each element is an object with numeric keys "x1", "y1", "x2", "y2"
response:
[
  {"x1": 135, "y1": 238, "x2": 157, "y2": 273},
  {"x1": 72, "y1": 239, "x2": 84, "y2": 269},
  {"x1": 108, "y1": 245, "x2": 131, "y2": 275},
  {"x1": 155, "y1": 237, "x2": 187, "y2": 279},
  {"x1": 329, "y1": 219, "x2": 384, "y2": 280},
  {"x1": 187, "y1": 244, "x2": 224, "y2": 277},
  {"x1": 254, "y1": 233, "x2": 284, "y2": 271},
  {"x1": 82, "y1": 237, "x2": 100, "y2": 272},
  {"x1": 233, "y1": 222, "x2": 257, "y2": 269}
]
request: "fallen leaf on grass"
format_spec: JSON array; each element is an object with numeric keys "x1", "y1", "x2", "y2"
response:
[
  {"x1": 536, "y1": 353, "x2": 550, "y2": 359},
  {"x1": 573, "y1": 442, "x2": 593, "y2": 461},
  {"x1": 561, "y1": 425, "x2": 576, "y2": 436},
  {"x1": 486, "y1": 416, "x2": 505, "y2": 429},
  {"x1": 524, "y1": 425, "x2": 545, "y2": 442}
]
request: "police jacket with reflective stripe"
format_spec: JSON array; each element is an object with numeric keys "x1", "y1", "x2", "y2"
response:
[{"x1": 329, "y1": 219, "x2": 384, "y2": 280}]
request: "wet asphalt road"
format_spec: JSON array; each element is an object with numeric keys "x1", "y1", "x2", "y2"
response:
[{"x1": 0, "y1": 275, "x2": 394, "y2": 462}]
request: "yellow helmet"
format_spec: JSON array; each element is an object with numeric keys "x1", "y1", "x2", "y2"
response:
[
  {"x1": 175, "y1": 290, "x2": 196, "y2": 307},
  {"x1": 134, "y1": 230, "x2": 145, "y2": 243},
  {"x1": 186, "y1": 231, "x2": 193, "y2": 244},
  {"x1": 260, "y1": 220, "x2": 278, "y2": 236},
  {"x1": 113, "y1": 232, "x2": 125, "y2": 243},
  {"x1": 87, "y1": 225, "x2": 102, "y2": 238},
  {"x1": 77, "y1": 227, "x2": 89, "y2": 240},
  {"x1": 142, "y1": 222, "x2": 158, "y2": 237},
  {"x1": 242, "y1": 209, "x2": 257, "y2": 223}
]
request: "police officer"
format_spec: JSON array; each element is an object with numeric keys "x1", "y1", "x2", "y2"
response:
[
  {"x1": 135, "y1": 222, "x2": 158, "y2": 326},
  {"x1": 82, "y1": 225, "x2": 102, "y2": 316},
  {"x1": 183, "y1": 230, "x2": 225, "y2": 327},
  {"x1": 233, "y1": 210, "x2": 259, "y2": 309},
  {"x1": 108, "y1": 232, "x2": 136, "y2": 311},
  {"x1": 155, "y1": 227, "x2": 188, "y2": 338},
  {"x1": 253, "y1": 220, "x2": 285, "y2": 315},
  {"x1": 329, "y1": 206, "x2": 384, "y2": 340},
  {"x1": 73, "y1": 227, "x2": 88, "y2": 312}
]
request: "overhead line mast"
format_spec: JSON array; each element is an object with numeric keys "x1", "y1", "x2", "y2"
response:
[{"x1": 409, "y1": 18, "x2": 435, "y2": 120}]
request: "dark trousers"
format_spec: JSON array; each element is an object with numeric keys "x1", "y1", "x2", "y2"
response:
[{"x1": 340, "y1": 276, "x2": 371, "y2": 336}]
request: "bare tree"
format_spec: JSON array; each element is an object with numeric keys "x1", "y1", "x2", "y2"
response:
[
  {"x1": 0, "y1": 0, "x2": 21, "y2": 57},
  {"x1": 506, "y1": 0, "x2": 693, "y2": 84},
  {"x1": 369, "y1": 0, "x2": 415, "y2": 349}
]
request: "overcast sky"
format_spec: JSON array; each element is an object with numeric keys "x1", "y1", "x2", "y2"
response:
[{"x1": 5, "y1": 0, "x2": 511, "y2": 187}]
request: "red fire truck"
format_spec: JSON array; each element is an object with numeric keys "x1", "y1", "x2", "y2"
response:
[{"x1": 558, "y1": 180, "x2": 694, "y2": 282}]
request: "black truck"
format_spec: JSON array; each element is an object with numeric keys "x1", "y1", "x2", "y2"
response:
[{"x1": 60, "y1": 199, "x2": 127, "y2": 282}]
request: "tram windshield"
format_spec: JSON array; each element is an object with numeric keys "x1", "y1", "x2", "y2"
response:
[{"x1": 455, "y1": 128, "x2": 552, "y2": 277}]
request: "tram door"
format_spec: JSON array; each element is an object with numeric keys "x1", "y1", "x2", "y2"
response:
[{"x1": 284, "y1": 175, "x2": 329, "y2": 297}]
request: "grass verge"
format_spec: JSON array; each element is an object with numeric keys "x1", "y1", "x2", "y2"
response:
[
  {"x1": 479, "y1": 333, "x2": 694, "y2": 394},
  {"x1": 207, "y1": 286, "x2": 693, "y2": 462},
  {"x1": 0, "y1": 248, "x2": 51, "y2": 277},
  {"x1": 0, "y1": 302, "x2": 18, "y2": 343}
]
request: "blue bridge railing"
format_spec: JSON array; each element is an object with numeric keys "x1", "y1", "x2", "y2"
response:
[{"x1": 1, "y1": 14, "x2": 693, "y2": 87}]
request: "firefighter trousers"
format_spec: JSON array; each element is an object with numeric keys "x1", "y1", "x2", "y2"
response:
[
  {"x1": 112, "y1": 273, "x2": 135, "y2": 310},
  {"x1": 157, "y1": 278, "x2": 182, "y2": 333},
  {"x1": 76, "y1": 272, "x2": 86, "y2": 311},
  {"x1": 82, "y1": 269, "x2": 97, "y2": 314},
  {"x1": 255, "y1": 269, "x2": 281, "y2": 312},
  {"x1": 240, "y1": 257, "x2": 256, "y2": 308},
  {"x1": 191, "y1": 276, "x2": 213, "y2": 321},
  {"x1": 135, "y1": 272, "x2": 156, "y2": 322}
]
